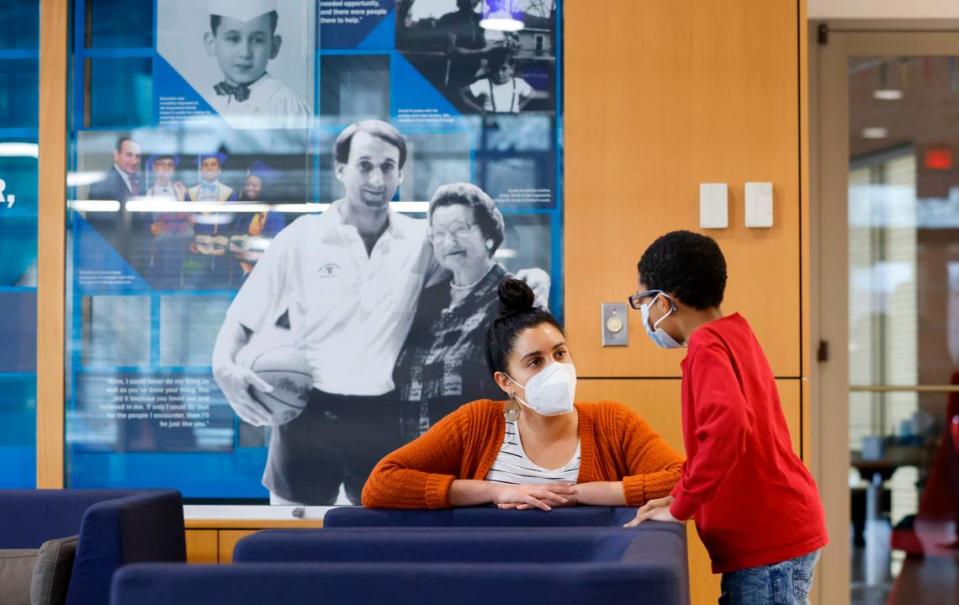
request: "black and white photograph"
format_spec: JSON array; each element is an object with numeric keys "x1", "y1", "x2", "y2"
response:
[
  {"x1": 211, "y1": 119, "x2": 553, "y2": 505},
  {"x1": 74, "y1": 128, "x2": 311, "y2": 290},
  {"x1": 396, "y1": 0, "x2": 557, "y2": 114},
  {"x1": 156, "y1": 0, "x2": 314, "y2": 129}
]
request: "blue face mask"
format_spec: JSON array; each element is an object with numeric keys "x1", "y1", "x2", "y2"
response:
[{"x1": 640, "y1": 293, "x2": 685, "y2": 349}]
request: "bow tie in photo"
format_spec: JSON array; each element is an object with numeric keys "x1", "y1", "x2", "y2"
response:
[{"x1": 214, "y1": 81, "x2": 251, "y2": 102}]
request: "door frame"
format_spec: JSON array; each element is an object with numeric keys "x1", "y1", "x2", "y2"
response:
[{"x1": 810, "y1": 19, "x2": 959, "y2": 605}]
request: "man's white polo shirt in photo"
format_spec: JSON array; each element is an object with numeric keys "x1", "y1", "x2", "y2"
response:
[{"x1": 227, "y1": 200, "x2": 433, "y2": 397}]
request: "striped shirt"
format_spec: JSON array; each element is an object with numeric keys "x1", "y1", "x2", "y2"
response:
[{"x1": 485, "y1": 419, "x2": 581, "y2": 485}]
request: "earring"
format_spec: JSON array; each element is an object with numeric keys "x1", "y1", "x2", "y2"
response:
[{"x1": 504, "y1": 396, "x2": 520, "y2": 422}]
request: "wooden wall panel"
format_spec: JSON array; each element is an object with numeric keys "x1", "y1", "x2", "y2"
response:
[{"x1": 564, "y1": 0, "x2": 802, "y2": 379}]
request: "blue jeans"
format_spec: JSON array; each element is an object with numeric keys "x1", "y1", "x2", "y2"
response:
[{"x1": 719, "y1": 551, "x2": 820, "y2": 605}]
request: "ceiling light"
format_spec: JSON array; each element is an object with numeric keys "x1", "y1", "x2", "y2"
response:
[
  {"x1": 480, "y1": 0, "x2": 524, "y2": 32},
  {"x1": 873, "y1": 89, "x2": 903, "y2": 100},
  {"x1": 862, "y1": 127, "x2": 888, "y2": 139}
]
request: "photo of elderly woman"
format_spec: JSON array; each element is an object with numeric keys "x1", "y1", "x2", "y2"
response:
[{"x1": 393, "y1": 183, "x2": 511, "y2": 440}]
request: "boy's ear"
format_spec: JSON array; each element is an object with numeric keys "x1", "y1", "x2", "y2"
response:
[
  {"x1": 659, "y1": 293, "x2": 676, "y2": 314},
  {"x1": 203, "y1": 31, "x2": 216, "y2": 57},
  {"x1": 334, "y1": 162, "x2": 346, "y2": 182},
  {"x1": 269, "y1": 34, "x2": 282, "y2": 60}
]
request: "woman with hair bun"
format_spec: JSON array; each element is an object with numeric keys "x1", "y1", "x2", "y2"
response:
[{"x1": 363, "y1": 278, "x2": 683, "y2": 511}]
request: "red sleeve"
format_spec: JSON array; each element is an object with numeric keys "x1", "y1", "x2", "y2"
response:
[
  {"x1": 670, "y1": 340, "x2": 752, "y2": 521},
  {"x1": 360, "y1": 407, "x2": 468, "y2": 509}
]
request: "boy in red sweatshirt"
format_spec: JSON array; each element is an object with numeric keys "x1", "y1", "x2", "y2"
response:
[{"x1": 625, "y1": 231, "x2": 827, "y2": 605}]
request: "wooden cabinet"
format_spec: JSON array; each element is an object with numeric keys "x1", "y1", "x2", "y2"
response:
[
  {"x1": 185, "y1": 520, "x2": 325, "y2": 565},
  {"x1": 184, "y1": 530, "x2": 218, "y2": 564}
]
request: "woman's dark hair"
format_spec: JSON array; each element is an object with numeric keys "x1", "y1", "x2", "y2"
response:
[
  {"x1": 485, "y1": 278, "x2": 562, "y2": 375},
  {"x1": 637, "y1": 230, "x2": 727, "y2": 309}
]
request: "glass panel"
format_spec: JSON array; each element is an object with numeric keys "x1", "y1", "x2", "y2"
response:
[
  {"x1": 0, "y1": 0, "x2": 38, "y2": 488},
  {"x1": 86, "y1": 0, "x2": 153, "y2": 48},
  {"x1": 848, "y1": 56, "x2": 959, "y2": 603},
  {"x1": 87, "y1": 58, "x2": 153, "y2": 128},
  {"x1": 66, "y1": 0, "x2": 565, "y2": 506},
  {"x1": 0, "y1": 60, "x2": 39, "y2": 128},
  {"x1": 0, "y1": 3, "x2": 39, "y2": 50}
]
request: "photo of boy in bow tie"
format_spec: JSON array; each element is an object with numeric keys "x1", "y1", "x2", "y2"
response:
[{"x1": 204, "y1": 0, "x2": 309, "y2": 129}]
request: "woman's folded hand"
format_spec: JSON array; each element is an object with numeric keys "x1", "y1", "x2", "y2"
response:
[{"x1": 491, "y1": 482, "x2": 576, "y2": 512}]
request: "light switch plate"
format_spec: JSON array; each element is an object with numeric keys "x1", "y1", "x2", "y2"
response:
[
  {"x1": 744, "y1": 182, "x2": 774, "y2": 228},
  {"x1": 699, "y1": 183, "x2": 728, "y2": 229},
  {"x1": 601, "y1": 303, "x2": 628, "y2": 347}
]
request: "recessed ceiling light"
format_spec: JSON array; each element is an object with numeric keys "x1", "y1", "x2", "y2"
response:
[
  {"x1": 862, "y1": 127, "x2": 888, "y2": 139},
  {"x1": 874, "y1": 89, "x2": 904, "y2": 100}
]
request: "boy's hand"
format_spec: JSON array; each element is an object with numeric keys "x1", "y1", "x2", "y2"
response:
[{"x1": 624, "y1": 495, "x2": 681, "y2": 527}]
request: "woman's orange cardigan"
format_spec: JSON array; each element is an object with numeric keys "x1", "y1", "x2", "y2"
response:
[{"x1": 362, "y1": 400, "x2": 684, "y2": 509}]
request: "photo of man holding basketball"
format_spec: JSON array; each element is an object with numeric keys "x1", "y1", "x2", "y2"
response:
[{"x1": 212, "y1": 119, "x2": 549, "y2": 506}]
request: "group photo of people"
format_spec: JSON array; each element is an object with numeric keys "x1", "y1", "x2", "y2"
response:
[{"x1": 78, "y1": 133, "x2": 306, "y2": 289}]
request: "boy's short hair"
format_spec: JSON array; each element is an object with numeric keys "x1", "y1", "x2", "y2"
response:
[
  {"x1": 486, "y1": 46, "x2": 515, "y2": 71},
  {"x1": 334, "y1": 120, "x2": 408, "y2": 170},
  {"x1": 637, "y1": 230, "x2": 727, "y2": 309},
  {"x1": 210, "y1": 11, "x2": 278, "y2": 35}
]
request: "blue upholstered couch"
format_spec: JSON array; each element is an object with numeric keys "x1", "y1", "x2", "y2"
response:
[
  {"x1": 113, "y1": 522, "x2": 688, "y2": 605},
  {"x1": 0, "y1": 489, "x2": 185, "y2": 605}
]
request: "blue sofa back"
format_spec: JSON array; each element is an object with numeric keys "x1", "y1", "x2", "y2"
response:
[
  {"x1": 0, "y1": 489, "x2": 185, "y2": 605},
  {"x1": 324, "y1": 505, "x2": 639, "y2": 527},
  {"x1": 230, "y1": 525, "x2": 689, "y2": 604},
  {"x1": 113, "y1": 559, "x2": 686, "y2": 605},
  {"x1": 0, "y1": 489, "x2": 137, "y2": 548},
  {"x1": 234, "y1": 525, "x2": 682, "y2": 565}
]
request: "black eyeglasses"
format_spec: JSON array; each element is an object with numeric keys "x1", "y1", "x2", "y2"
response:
[{"x1": 627, "y1": 289, "x2": 664, "y2": 310}]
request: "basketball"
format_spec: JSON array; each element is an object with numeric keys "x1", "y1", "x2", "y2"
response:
[{"x1": 237, "y1": 331, "x2": 313, "y2": 426}]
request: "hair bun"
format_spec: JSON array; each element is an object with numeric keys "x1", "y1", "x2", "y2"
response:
[{"x1": 497, "y1": 278, "x2": 535, "y2": 316}]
